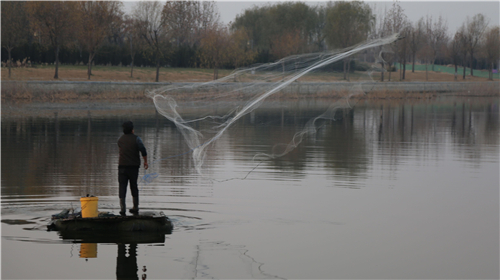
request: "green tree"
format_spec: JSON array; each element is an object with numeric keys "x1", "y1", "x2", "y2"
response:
[
  {"x1": 232, "y1": 2, "x2": 320, "y2": 59},
  {"x1": 1, "y1": 1, "x2": 29, "y2": 78},
  {"x1": 232, "y1": 5, "x2": 273, "y2": 52},
  {"x1": 268, "y1": 2, "x2": 317, "y2": 50},
  {"x1": 324, "y1": 1, "x2": 374, "y2": 80}
]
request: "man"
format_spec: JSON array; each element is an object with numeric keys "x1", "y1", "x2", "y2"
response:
[{"x1": 117, "y1": 121, "x2": 148, "y2": 216}]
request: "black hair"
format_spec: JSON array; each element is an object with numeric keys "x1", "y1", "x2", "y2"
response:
[{"x1": 122, "y1": 121, "x2": 134, "y2": 134}]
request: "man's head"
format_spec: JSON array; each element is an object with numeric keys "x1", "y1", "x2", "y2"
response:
[{"x1": 122, "y1": 121, "x2": 134, "y2": 134}]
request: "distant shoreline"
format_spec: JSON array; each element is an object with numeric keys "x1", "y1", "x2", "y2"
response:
[{"x1": 2, "y1": 80, "x2": 498, "y2": 104}]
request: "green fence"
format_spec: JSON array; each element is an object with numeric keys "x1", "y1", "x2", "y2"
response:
[{"x1": 396, "y1": 63, "x2": 499, "y2": 80}]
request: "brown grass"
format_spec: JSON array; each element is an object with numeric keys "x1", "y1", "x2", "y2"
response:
[{"x1": 1, "y1": 65, "x2": 233, "y2": 82}]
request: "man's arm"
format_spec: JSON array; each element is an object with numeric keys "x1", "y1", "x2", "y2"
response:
[{"x1": 136, "y1": 136, "x2": 148, "y2": 169}]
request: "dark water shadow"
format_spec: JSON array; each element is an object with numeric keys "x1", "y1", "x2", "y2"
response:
[{"x1": 59, "y1": 231, "x2": 170, "y2": 280}]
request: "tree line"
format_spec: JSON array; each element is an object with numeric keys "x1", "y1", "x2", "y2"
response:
[{"x1": 2, "y1": 1, "x2": 499, "y2": 81}]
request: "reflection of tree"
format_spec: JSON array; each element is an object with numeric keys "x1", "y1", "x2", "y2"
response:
[
  {"x1": 372, "y1": 98, "x2": 499, "y2": 166},
  {"x1": 230, "y1": 108, "x2": 314, "y2": 175},
  {"x1": 225, "y1": 106, "x2": 369, "y2": 179},
  {"x1": 2, "y1": 98, "x2": 498, "y2": 195},
  {"x1": 322, "y1": 112, "x2": 369, "y2": 178}
]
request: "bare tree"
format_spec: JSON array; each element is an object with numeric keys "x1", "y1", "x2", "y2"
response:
[
  {"x1": 418, "y1": 44, "x2": 433, "y2": 81},
  {"x1": 26, "y1": 1, "x2": 77, "y2": 79},
  {"x1": 311, "y1": 5, "x2": 328, "y2": 52},
  {"x1": 133, "y1": 1, "x2": 168, "y2": 82},
  {"x1": 484, "y1": 26, "x2": 500, "y2": 80},
  {"x1": 162, "y1": 0, "x2": 220, "y2": 69},
  {"x1": 382, "y1": 1, "x2": 408, "y2": 81},
  {"x1": 123, "y1": 15, "x2": 143, "y2": 78},
  {"x1": 193, "y1": 1, "x2": 221, "y2": 45},
  {"x1": 397, "y1": 22, "x2": 411, "y2": 80},
  {"x1": 425, "y1": 15, "x2": 449, "y2": 71},
  {"x1": 1, "y1": 1, "x2": 29, "y2": 78},
  {"x1": 369, "y1": 3, "x2": 388, "y2": 81},
  {"x1": 456, "y1": 25, "x2": 469, "y2": 80},
  {"x1": 77, "y1": 1, "x2": 123, "y2": 80},
  {"x1": 448, "y1": 31, "x2": 463, "y2": 80},
  {"x1": 162, "y1": 1, "x2": 198, "y2": 47},
  {"x1": 465, "y1": 14, "x2": 489, "y2": 76},
  {"x1": 409, "y1": 18, "x2": 425, "y2": 73}
]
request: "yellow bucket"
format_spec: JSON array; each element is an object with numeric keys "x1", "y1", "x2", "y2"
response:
[
  {"x1": 80, "y1": 243, "x2": 97, "y2": 258},
  {"x1": 80, "y1": 196, "x2": 99, "y2": 218}
]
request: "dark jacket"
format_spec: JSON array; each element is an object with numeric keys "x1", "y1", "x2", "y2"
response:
[{"x1": 118, "y1": 134, "x2": 147, "y2": 167}]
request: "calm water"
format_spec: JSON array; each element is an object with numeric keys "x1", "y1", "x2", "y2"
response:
[{"x1": 2, "y1": 97, "x2": 499, "y2": 279}]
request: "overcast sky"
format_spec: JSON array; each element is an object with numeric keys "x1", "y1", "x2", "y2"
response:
[{"x1": 124, "y1": 1, "x2": 499, "y2": 35}]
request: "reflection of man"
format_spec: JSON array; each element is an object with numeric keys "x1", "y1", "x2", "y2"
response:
[
  {"x1": 116, "y1": 243, "x2": 138, "y2": 280},
  {"x1": 118, "y1": 121, "x2": 148, "y2": 216}
]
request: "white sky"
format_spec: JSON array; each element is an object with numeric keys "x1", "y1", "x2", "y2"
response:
[{"x1": 124, "y1": 1, "x2": 500, "y2": 35}]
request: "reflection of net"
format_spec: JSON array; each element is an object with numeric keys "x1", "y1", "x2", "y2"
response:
[{"x1": 147, "y1": 33, "x2": 401, "y2": 176}]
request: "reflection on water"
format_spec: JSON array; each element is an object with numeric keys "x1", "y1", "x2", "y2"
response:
[
  {"x1": 67, "y1": 231, "x2": 168, "y2": 280},
  {"x1": 116, "y1": 243, "x2": 140, "y2": 280},
  {"x1": 2, "y1": 97, "x2": 498, "y2": 194},
  {"x1": 1, "y1": 96, "x2": 499, "y2": 279}
]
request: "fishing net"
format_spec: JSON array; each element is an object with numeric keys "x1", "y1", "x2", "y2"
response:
[{"x1": 144, "y1": 33, "x2": 401, "y2": 180}]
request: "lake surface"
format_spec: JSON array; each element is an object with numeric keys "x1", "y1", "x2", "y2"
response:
[{"x1": 2, "y1": 96, "x2": 499, "y2": 279}]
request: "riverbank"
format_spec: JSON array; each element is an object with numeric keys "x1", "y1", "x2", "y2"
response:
[
  {"x1": 2, "y1": 64, "x2": 496, "y2": 82},
  {"x1": 2, "y1": 80, "x2": 498, "y2": 104}
]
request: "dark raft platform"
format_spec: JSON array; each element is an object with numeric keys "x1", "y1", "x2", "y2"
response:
[{"x1": 47, "y1": 210, "x2": 173, "y2": 234}]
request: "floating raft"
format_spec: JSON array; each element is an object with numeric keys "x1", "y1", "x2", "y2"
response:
[{"x1": 47, "y1": 209, "x2": 173, "y2": 234}]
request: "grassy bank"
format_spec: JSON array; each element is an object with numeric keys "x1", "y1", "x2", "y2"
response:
[
  {"x1": 2, "y1": 64, "x2": 497, "y2": 83},
  {"x1": 396, "y1": 63, "x2": 499, "y2": 80},
  {"x1": 1, "y1": 64, "x2": 234, "y2": 83}
]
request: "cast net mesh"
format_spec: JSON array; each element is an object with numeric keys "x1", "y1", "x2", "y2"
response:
[{"x1": 144, "y1": 33, "x2": 401, "y2": 180}]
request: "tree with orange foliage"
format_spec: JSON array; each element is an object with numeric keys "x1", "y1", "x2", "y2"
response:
[
  {"x1": 199, "y1": 22, "x2": 230, "y2": 80},
  {"x1": 270, "y1": 29, "x2": 304, "y2": 80},
  {"x1": 227, "y1": 28, "x2": 256, "y2": 72}
]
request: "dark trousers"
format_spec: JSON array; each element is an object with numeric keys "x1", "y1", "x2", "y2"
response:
[{"x1": 118, "y1": 167, "x2": 139, "y2": 199}]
